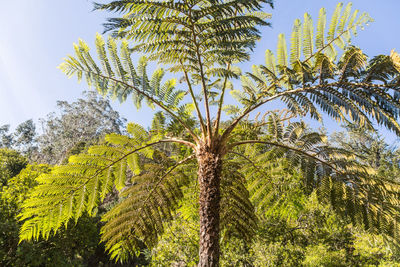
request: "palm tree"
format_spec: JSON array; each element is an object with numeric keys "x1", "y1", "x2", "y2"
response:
[{"x1": 20, "y1": 2, "x2": 400, "y2": 266}]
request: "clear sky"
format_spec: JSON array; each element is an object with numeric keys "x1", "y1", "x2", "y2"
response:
[{"x1": 1, "y1": 1, "x2": 400, "y2": 140}]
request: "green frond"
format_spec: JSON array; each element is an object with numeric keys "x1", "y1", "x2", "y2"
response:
[
  {"x1": 337, "y1": 3, "x2": 352, "y2": 37},
  {"x1": 95, "y1": 0, "x2": 272, "y2": 76},
  {"x1": 220, "y1": 161, "x2": 257, "y2": 242},
  {"x1": 290, "y1": 19, "x2": 302, "y2": 67},
  {"x1": 302, "y1": 13, "x2": 314, "y2": 61},
  {"x1": 19, "y1": 126, "x2": 161, "y2": 244},
  {"x1": 231, "y1": 113, "x2": 400, "y2": 239},
  {"x1": 100, "y1": 154, "x2": 194, "y2": 260},
  {"x1": 265, "y1": 49, "x2": 277, "y2": 76},
  {"x1": 315, "y1": 8, "x2": 327, "y2": 50},
  {"x1": 327, "y1": 3, "x2": 343, "y2": 43},
  {"x1": 242, "y1": 5, "x2": 400, "y2": 138},
  {"x1": 277, "y1": 34, "x2": 288, "y2": 67}
]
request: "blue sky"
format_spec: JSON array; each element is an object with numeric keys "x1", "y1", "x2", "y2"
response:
[{"x1": 1, "y1": 0, "x2": 400, "y2": 140}]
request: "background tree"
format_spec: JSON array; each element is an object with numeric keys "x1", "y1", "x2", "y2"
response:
[
  {"x1": 0, "y1": 149, "x2": 27, "y2": 186},
  {"x1": 0, "y1": 121, "x2": 36, "y2": 153},
  {"x1": 19, "y1": 2, "x2": 400, "y2": 266},
  {"x1": 35, "y1": 91, "x2": 126, "y2": 164},
  {"x1": 0, "y1": 125, "x2": 13, "y2": 149},
  {"x1": 331, "y1": 123, "x2": 400, "y2": 181}
]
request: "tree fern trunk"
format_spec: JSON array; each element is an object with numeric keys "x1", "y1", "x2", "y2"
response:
[{"x1": 197, "y1": 145, "x2": 223, "y2": 267}]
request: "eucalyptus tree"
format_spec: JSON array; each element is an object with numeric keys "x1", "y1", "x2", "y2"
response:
[
  {"x1": 19, "y1": 1, "x2": 400, "y2": 266},
  {"x1": 35, "y1": 91, "x2": 125, "y2": 164},
  {"x1": 0, "y1": 120, "x2": 36, "y2": 153}
]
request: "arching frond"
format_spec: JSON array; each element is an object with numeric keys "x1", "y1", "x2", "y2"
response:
[
  {"x1": 225, "y1": 4, "x2": 400, "y2": 141},
  {"x1": 220, "y1": 160, "x2": 257, "y2": 242},
  {"x1": 59, "y1": 34, "x2": 197, "y2": 139},
  {"x1": 101, "y1": 154, "x2": 195, "y2": 261},
  {"x1": 18, "y1": 124, "x2": 192, "y2": 245},
  {"x1": 95, "y1": 0, "x2": 272, "y2": 68},
  {"x1": 229, "y1": 114, "x2": 400, "y2": 238}
]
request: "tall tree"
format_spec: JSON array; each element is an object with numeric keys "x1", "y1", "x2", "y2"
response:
[
  {"x1": 0, "y1": 120, "x2": 36, "y2": 152},
  {"x1": 35, "y1": 91, "x2": 126, "y2": 164},
  {"x1": 0, "y1": 125, "x2": 13, "y2": 149},
  {"x1": 19, "y1": 2, "x2": 400, "y2": 266},
  {"x1": 0, "y1": 149, "x2": 27, "y2": 186},
  {"x1": 12, "y1": 120, "x2": 37, "y2": 156}
]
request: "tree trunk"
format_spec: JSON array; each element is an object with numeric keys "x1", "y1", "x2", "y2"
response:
[{"x1": 197, "y1": 145, "x2": 223, "y2": 267}]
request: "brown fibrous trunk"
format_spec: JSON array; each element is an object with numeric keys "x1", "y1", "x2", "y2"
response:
[{"x1": 197, "y1": 142, "x2": 224, "y2": 267}]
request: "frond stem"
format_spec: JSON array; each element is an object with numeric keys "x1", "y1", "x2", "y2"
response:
[
  {"x1": 188, "y1": 6, "x2": 212, "y2": 142},
  {"x1": 214, "y1": 63, "x2": 231, "y2": 136},
  {"x1": 221, "y1": 81, "x2": 391, "y2": 142},
  {"x1": 181, "y1": 61, "x2": 207, "y2": 135}
]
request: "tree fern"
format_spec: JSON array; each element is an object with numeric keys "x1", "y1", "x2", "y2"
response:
[{"x1": 20, "y1": 1, "x2": 400, "y2": 265}]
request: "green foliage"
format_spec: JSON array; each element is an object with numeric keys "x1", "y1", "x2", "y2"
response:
[
  {"x1": 100, "y1": 151, "x2": 193, "y2": 260},
  {"x1": 59, "y1": 35, "x2": 192, "y2": 119},
  {"x1": 0, "y1": 148, "x2": 27, "y2": 186},
  {"x1": 18, "y1": 120, "x2": 195, "y2": 260},
  {"x1": 1, "y1": 164, "x2": 119, "y2": 266},
  {"x1": 303, "y1": 244, "x2": 347, "y2": 267},
  {"x1": 149, "y1": 186, "x2": 199, "y2": 266},
  {"x1": 150, "y1": 169, "x2": 400, "y2": 266}
]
